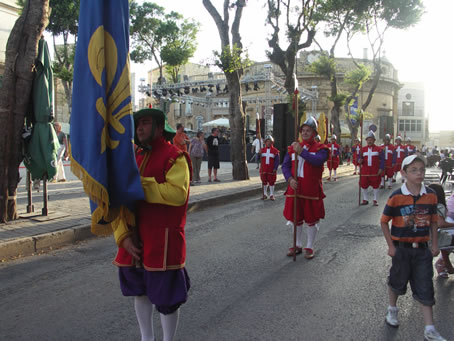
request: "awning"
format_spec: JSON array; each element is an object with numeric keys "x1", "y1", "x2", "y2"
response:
[{"x1": 202, "y1": 118, "x2": 230, "y2": 127}]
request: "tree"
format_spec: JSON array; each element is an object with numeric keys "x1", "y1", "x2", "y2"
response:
[
  {"x1": 342, "y1": 0, "x2": 424, "y2": 139},
  {"x1": 265, "y1": 0, "x2": 318, "y2": 96},
  {"x1": 0, "y1": 0, "x2": 50, "y2": 222},
  {"x1": 203, "y1": 0, "x2": 250, "y2": 180},
  {"x1": 18, "y1": 0, "x2": 80, "y2": 117},
  {"x1": 129, "y1": 2, "x2": 199, "y2": 84}
]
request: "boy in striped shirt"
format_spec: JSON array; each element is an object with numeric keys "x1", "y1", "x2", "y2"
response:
[{"x1": 380, "y1": 155, "x2": 445, "y2": 341}]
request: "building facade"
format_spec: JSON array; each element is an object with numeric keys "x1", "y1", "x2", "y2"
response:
[
  {"x1": 396, "y1": 82, "x2": 428, "y2": 147},
  {"x1": 0, "y1": 0, "x2": 20, "y2": 77}
]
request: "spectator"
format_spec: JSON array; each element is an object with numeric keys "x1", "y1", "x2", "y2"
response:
[
  {"x1": 251, "y1": 135, "x2": 263, "y2": 169},
  {"x1": 173, "y1": 123, "x2": 190, "y2": 152},
  {"x1": 206, "y1": 128, "x2": 220, "y2": 182},
  {"x1": 188, "y1": 131, "x2": 205, "y2": 185},
  {"x1": 439, "y1": 155, "x2": 454, "y2": 185},
  {"x1": 428, "y1": 184, "x2": 454, "y2": 278},
  {"x1": 53, "y1": 122, "x2": 68, "y2": 182}
]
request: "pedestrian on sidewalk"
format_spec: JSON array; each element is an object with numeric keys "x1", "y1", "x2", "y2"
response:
[
  {"x1": 206, "y1": 128, "x2": 221, "y2": 182},
  {"x1": 359, "y1": 131, "x2": 384, "y2": 206},
  {"x1": 188, "y1": 131, "x2": 205, "y2": 184},
  {"x1": 381, "y1": 154, "x2": 446, "y2": 341},
  {"x1": 113, "y1": 108, "x2": 191, "y2": 341},
  {"x1": 327, "y1": 134, "x2": 340, "y2": 181},
  {"x1": 53, "y1": 122, "x2": 68, "y2": 182},
  {"x1": 282, "y1": 116, "x2": 328, "y2": 259},
  {"x1": 173, "y1": 123, "x2": 190, "y2": 152},
  {"x1": 260, "y1": 135, "x2": 279, "y2": 200},
  {"x1": 251, "y1": 135, "x2": 263, "y2": 169}
]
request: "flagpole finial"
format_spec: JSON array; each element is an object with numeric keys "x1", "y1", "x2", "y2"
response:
[{"x1": 293, "y1": 73, "x2": 299, "y2": 93}]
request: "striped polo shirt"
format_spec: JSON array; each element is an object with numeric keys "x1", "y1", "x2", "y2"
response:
[{"x1": 381, "y1": 183, "x2": 438, "y2": 243}]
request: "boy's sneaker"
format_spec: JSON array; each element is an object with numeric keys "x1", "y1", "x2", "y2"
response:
[
  {"x1": 424, "y1": 328, "x2": 446, "y2": 341},
  {"x1": 385, "y1": 307, "x2": 399, "y2": 327}
]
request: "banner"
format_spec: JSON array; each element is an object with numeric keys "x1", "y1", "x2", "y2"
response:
[{"x1": 70, "y1": 0, "x2": 144, "y2": 235}]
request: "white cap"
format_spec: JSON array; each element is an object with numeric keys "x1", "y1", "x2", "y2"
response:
[{"x1": 401, "y1": 154, "x2": 426, "y2": 169}]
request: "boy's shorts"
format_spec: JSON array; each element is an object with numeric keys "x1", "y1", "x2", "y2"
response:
[{"x1": 388, "y1": 245, "x2": 435, "y2": 306}]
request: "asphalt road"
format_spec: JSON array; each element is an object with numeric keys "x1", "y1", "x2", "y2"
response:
[{"x1": 1, "y1": 176, "x2": 453, "y2": 341}]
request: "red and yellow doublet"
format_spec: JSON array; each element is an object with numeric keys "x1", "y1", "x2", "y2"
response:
[
  {"x1": 114, "y1": 137, "x2": 191, "y2": 271},
  {"x1": 283, "y1": 141, "x2": 328, "y2": 225},
  {"x1": 381, "y1": 143, "x2": 395, "y2": 178},
  {"x1": 327, "y1": 143, "x2": 340, "y2": 170},
  {"x1": 260, "y1": 146, "x2": 279, "y2": 185}
]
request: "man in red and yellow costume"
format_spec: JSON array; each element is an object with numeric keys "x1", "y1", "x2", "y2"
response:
[
  {"x1": 327, "y1": 134, "x2": 340, "y2": 181},
  {"x1": 282, "y1": 116, "x2": 329, "y2": 259},
  {"x1": 359, "y1": 131, "x2": 384, "y2": 206},
  {"x1": 380, "y1": 134, "x2": 395, "y2": 189},
  {"x1": 113, "y1": 108, "x2": 191, "y2": 341},
  {"x1": 393, "y1": 135, "x2": 407, "y2": 183},
  {"x1": 260, "y1": 135, "x2": 280, "y2": 200}
]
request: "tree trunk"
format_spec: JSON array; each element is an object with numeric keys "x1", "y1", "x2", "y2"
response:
[
  {"x1": 226, "y1": 73, "x2": 249, "y2": 180},
  {"x1": 0, "y1": 0, "x2": 49, "y2": 222},
  {"x1": 330, "y1": 103, "x2": 342, "y2": 141}
]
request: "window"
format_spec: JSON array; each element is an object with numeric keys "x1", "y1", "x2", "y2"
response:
[
  {"x1": 405, "y1": 120, "x2": 411, "y2": 131},
  {"x1": 402, "y1": 101, "x2": 414, "y2": 116},
  {"x1": 398, "y1": 119, "x2": 422, "y2": 132},
  {"x1": 416, "y1": 120, "x2": 422, "y2": 132},
  {"x1": 399, "y1": 120, "x2": 405, "y2": 131}
]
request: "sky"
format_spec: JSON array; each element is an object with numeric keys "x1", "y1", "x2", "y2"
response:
[{"x1": 129, "y1": 0, "x2": 454, "y2": 132}]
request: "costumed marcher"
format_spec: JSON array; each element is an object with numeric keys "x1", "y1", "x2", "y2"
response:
[
  {"x1": 282, "y1": 116, "x2": 329, "y2": 259},
  {"x1": 352, "y1": 138, "x2": 361, "y2": 175},
  {"x1": 327, "y1": 134, "x2": 340, "y2": 181},
  {"x1": 405, "y1": 137, "x2": 416, "y2": 156},
  {"x1": 113, "y1": 108, "x2": 191, "y2": 341},
  {"x1": 380, "y1": 134, "x2": 396, "y2": 189},
  {"x1": 260, "y1": 135, "x2": 280, "y2": 200},
  {"x1": 359, "y1": 131, "x2": 384, "y2": 206},
  {"x1": 393, "y1": 136, "x2": 407, "y2": 183}
]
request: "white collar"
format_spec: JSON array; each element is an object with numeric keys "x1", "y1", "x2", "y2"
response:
[{"x1": 401, "y1": 183, "x2": 427, "y2": 196}]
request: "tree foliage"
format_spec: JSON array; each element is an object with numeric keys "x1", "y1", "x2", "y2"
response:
[
  {"x1": 129, "y1": 1, "x2": 199, "y2": 84},
  {"x1": 265, "y1": 0, "x2": 318, "y2": 96}
]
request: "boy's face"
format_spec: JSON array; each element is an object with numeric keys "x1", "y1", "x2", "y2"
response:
[
  {"x1": 401, "y1": 160, "x2": 425, "y2": 184},
  {"x1": 366, "y1": 137, "x2": 374, "y2": 146},
  {"x1": 265, "y1": 140, "x2": 272, "y2": 147}
]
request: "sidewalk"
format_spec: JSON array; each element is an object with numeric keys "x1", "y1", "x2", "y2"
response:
[{"x1": 1, "y1": 162, "x2": 355, "y2": 260}]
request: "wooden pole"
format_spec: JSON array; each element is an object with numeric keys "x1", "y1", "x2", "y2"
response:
[
  {"x1": 293, "y1": 88, "x2": 299, "y2": 262},
  {"x1": 358, "y1": 112, "x2": 364, "y2": 206},
  {"x1": 26, "y1": 170, "x2": 34, "y2": 213},
  {"x1": 42, "y1": 175, "x2": 48, "y2": 216},
  {"x1": 257, "y1": 112, "x2": 263, "y2": 199}
]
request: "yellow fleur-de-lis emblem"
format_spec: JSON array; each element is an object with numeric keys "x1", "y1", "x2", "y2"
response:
[{"x1": 88, "y1": 26, "x2": 132, "y2": 154}]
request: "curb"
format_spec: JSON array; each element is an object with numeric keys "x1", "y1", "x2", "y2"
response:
[{"x1": 1, "y1": 165, "x2": 354, "y2": 260}]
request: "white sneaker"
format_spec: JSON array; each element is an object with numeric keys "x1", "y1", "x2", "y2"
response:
[
  {"x1": 385, "y1": 307, "x2": 399, "y2": 327},
  {"x1": 424, "y1": 329, "x2": 446, "y2": 341}
]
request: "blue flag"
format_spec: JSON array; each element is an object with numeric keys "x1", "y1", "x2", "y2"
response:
[{"x1": 70, "y1": 0, "x2": 144, "y2": 235}]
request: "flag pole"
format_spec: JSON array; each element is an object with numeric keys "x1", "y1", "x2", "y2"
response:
[
  {"x1": 358, "y1": 111, "x2": 364, "y2": 206},
  {"x1": 257, "y1": 112, "x2": 263, "y2": 198},
  {"x1": 292, "y1": 78, "x2": 299, "y2": 262}
]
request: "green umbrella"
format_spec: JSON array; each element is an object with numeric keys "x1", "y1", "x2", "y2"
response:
[{"x1": 24, "y1": 38, "x2": 59, "y2": 180}]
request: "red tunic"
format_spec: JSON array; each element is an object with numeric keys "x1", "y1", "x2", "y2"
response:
[
  {"x1": 381, "y1": 143, "x2": 395, "y2": 178},
  {"x1": 360, "y1": 144, "x2": 382, "y2": 189},
  {"x1": 406, "y1": 144, "x2": 416, "y2": 155},
  {"x1": 394, "y1": 144, "x2": 406, "y2": 172},
  {"x1": 260, "y1": 146, "x2": 279, "y2": 185},
  {"x1": 283, "y1": 141, "x2": 328, "y2": 225},
  {"x1": 114, "y1": 137, "x2": 191, "y2": 271},
  {"x1": 327, "y1": 143, "x2": 340, "y2": 170},
  {"x1": 352, "y1": 143, "x2": 361, "y2": 166}
]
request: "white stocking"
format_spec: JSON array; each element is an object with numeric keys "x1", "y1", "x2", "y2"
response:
[
  {"x1": 380, "y1": 178, "x2": 384, "y2": 186},
  {"x1": 134, "y1": 296, "x2": 155, "y2": 341},
  {"x1": 263, "y1": 184, "x2": 268, "y2": 196},
  {"x1": 160, "y1": 310, "x2": 179, "y2": 341},
  {"x1": 388, "y1": 178, "x2": 392, "y2": 187},
  {"x1": 296, "y1": 224, "x2": 303, "y2": 248},
  {"x1": 334, "y1": 170, "x2": 337, "y2": 178},
  {"x1": 306, "y1": 224, "x2": 318, "y2": 249},
  {"x1": 329, "y1": 170, "x2": 332, "y2": 177},
  {"x1": 362, "y1": 188, "x2": 368, "y2": 201},
  {"x1": 269, "y1": 185, "x2": 275, "y2": 196},
  {"x1": 355, "y1": 165, "x2": 358, "y2": 172},
  {"x1": 373, "y1": 188, "x2": 379, "y2": 201}
]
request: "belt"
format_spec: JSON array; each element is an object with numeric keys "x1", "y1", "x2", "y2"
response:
[{"x1": 393, "y1": 241, "x2": 428, "y2": 249}]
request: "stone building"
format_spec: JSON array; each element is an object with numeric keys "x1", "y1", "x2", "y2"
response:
[
  {"x1": 0, "y1": 0, "x2": 20, "y2": 77},
  {"x1": 149, "y1": 52, "x2": 401, "y2": 144}
]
